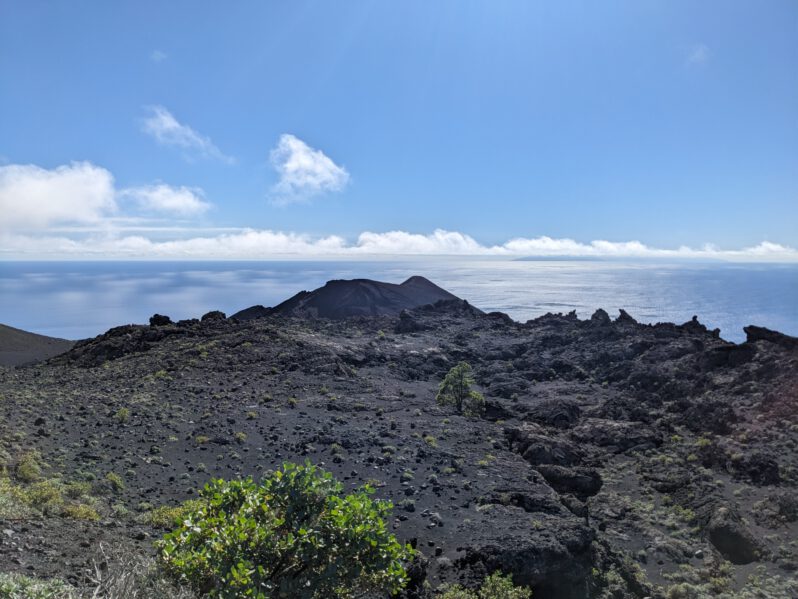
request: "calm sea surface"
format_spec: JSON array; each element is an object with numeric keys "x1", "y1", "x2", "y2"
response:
[{"x1": 1, "y1": 260, "x2": 796, "y2": 343}]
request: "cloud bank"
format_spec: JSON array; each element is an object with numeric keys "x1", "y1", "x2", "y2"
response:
[
  {"x1": 142, "y1": 106, "x2": 234, "y2": 164},
  {"x1": 1, "y1": 161, "x2": 794, "y2": 261},
  {"x1": 270, "y1": 134, "x2": 350, "y2": 204},
  {"x1": 2, "y1": 228, "x2": 795, "y2": 261}
]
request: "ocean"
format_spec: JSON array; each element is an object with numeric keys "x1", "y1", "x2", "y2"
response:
[{"x1": 1, "y1": 260, "x2": 796, "y2": 343}]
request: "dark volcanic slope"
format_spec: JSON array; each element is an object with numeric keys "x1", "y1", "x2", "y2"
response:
[
  {"x1": 232, "y1": 276, "x2": 463, "y2": 320},
  {"x1": 0, "y1": 323, "x2": 74, "y2": 366},
  {"x1": 1, "y1": 298, "x2": 797, "y2": 598}
]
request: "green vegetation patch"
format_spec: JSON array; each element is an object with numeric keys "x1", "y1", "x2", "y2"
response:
[
  {"x1": 438, "y1": 572, "x2": 532, "y2": 598},
  {"x1": 0, "y1": 572, "x2": 77, "y2": 599},
  {"x1": 157, "y1": 461, "x2": 415, "y2": 598},
  {"x1": 436, "y1": 362, "x2": 485, "y2": 417},
  {"x1": 140, "y1": 500, "x2": 204, "y2": 529}
]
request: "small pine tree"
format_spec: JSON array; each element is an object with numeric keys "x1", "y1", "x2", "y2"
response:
[{"x1": 436, "y1": 362, "x2": 485, "y2": 417}]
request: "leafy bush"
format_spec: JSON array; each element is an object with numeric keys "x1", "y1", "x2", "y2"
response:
[
  {"x1": 0, "y1": 572, "x2": 77, "y2": 598},
  {"x1": 105, "y1": 472, "x2": 125, "y2": 493},
  {"x1": 436, "y1": 362, "x2": 485, "y2": 417},
  {"x1": 15, "y1": 451, "x2": 42, "y2": 483},
  {"x1": 62, "y1": 502, "x2": 100, "y2": 521},
  {"x1": 157, "y1": 461, "x2": 415, "y2": 598},
  {"x1": 114, "y1": 407, "x2": 131, "y2": 423},
  {"x1": 438, "y1": 572, "x2": 532, "y2": 599},
  {"x1": 24, "y1": 480, "x2": 64, "y2": 515},
  {"x1": 0, "y1": 477, "x2": 34, "y2": 520}
]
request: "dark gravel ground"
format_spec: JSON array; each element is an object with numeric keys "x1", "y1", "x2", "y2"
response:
[{"x1": 1, "y1": 300, "x2": 797, "y2": 598}]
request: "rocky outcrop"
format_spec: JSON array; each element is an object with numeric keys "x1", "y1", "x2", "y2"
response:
[
  {"x1": 201, "y1": 310, "x2": 226, "y2": 322},
  {"x1": 535, "y1": 465, "x2": 602, "y2": 499},
  {"x1": 706, "y1": 506, "x2": 762, "y2": 564},
  {"x1": 744, "y1": 325, "x2": 798, "y2": 350},
  {"x1": 455, "y1": 505, "x2": 595, "y2": 599},
  {"x1": 149, "y1": 314, "x2": 172, "y2": 327},
  {"x1": 570, "y1": 418, "x2": 661, "y2": 453}
]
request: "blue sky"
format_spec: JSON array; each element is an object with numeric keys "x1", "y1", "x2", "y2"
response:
[{"x1": 1, "y1": 1, "x2": 796, "y2": 259}]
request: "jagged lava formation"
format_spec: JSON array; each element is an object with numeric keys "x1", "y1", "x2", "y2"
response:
[{"x1": 0, "y1": 277, "x2": 797, "y2": 598}]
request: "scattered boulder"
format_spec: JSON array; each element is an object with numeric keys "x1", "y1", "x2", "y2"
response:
[
  {"x1": 505, "y1": 424, "x2": 582, "y2": 466},
  {"x1": 702, "y1": 344, "x2": 757, "y2": 368},
  {"x1": 480, "y1": 481, "x2": 565, "y2": 515},
  {"x1": 734, "y1": 452, "x2": 780, "y2": 486},
  {"x1": 525, "y1": 399, "x2": 582, "y2": 429},
  {"x1": 570, "y1": 418, "x2": 661, "y2": 452},
  {"x1": 395, "y1": 310, "x2": 426, "y2": 333},
  {"x1": 615, "y1": 309, "x2": 638, "y2": 325},
  {"x1": 455, "y1": 505, "x2": 595, "y2": 599},
  {"x1": 535, "y1": 465, "x2": 602, "y2": 499},
  {"x1": 752, "y1": 491, "x2": 798, "y2": 527},
  {"x1": 681, "y1": 315, "x2": 719, "y2": 337},
  {"x1": 149, "y1": 314, "x2": 172, "y2": 327},
  {"x1": 590, "y1": 309, "x2": 611, "y2": 326},
  {"x1": 744, "y1": 325, "x2": 798, "y2": 350},
  {"x1": 681, "y1": 399, "x2": 737, "y2": 435},
  {"x1": 201, "y1": 310, "x2": 227, "y2": 322},
  {"x1": 706, "y1": 506, "x2": 762, "y2": 564}
]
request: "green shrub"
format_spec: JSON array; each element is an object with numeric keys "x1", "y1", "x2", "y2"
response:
[
  {"x1": 0, "y1": 572, "x2": 77, "y2": 598},
  {"x1": 141, "y1": 500, "x2": 204, "y2": 528},
  {"x1": 63, "y1": 481, "x2": 92, "y2": 499},
  {"x1": 15, "y1": 451, "x2": 42, "y2": 483},
  {"x1": 0, "y1": 477, "x2": 34, "y2": 519},
  {"x1": 157, "y1": 462, "x2": 414, "y2": 598},
  {"x1": 114, "y1": 407, "x2": 131, "y2": 423},
  {"x1": 438, "y1": 572, "x2": 532, "y2": 599},
  {"x1": 436, "y1": 362, "x2": 485, "y2": 417},
  {"x1": 25, "y1": 480, "x2": 64, "y2": 514},
  {"x1": 105, "y1": 471, "x2": 125, "y2": 493},
  {"x1": 62, "y1": 503, "x2": 100, "y2": 521}
]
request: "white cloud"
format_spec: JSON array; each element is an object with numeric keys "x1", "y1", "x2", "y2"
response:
[
  {"x1": 141, "y1": 106, "x2": 234, "y2": 164},
  {"x1": 150, "y1": 50, "x2": 167, "y2": 63},
  {"x1": 121, "y1": 184, "x2": 210, "y2": 216},
  {"x1": 2, "y1": 228, "x2": 796, "y2": 262},
  {"x1": 354, "y1": 230, "x2": 485, "y2": 254},
  {"x1": 269, "y1": 134, "x2": 350, "y2": 204},
  {"x1": 0, "y1": 161, "x2": 212, "y2": 231},
  {"x1": 687, "y1": 44, "x2": 710, "y2": 65},
  {"x1": 0, "y1": 162, "x2": 117, "y2": 230}
]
